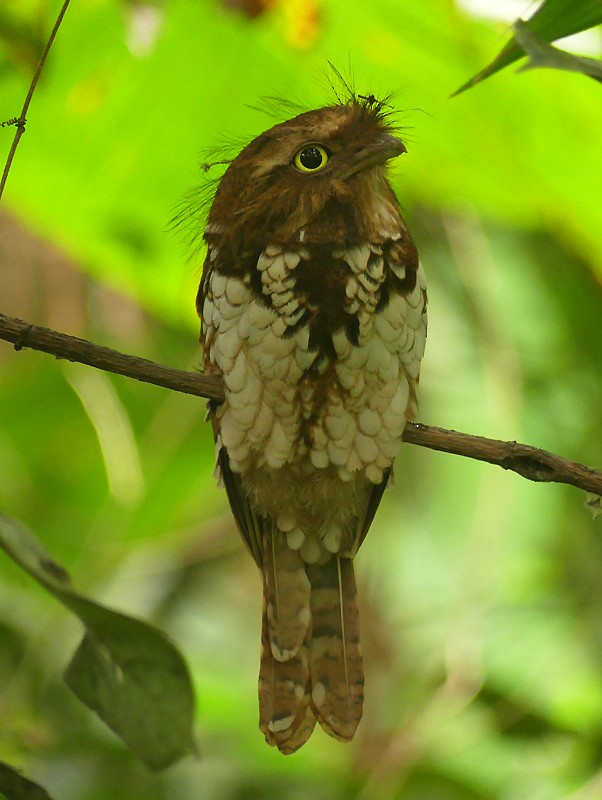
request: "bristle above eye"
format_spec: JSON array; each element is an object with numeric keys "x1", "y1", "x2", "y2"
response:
[
  {"x1": 247, "y1": 96, "x2": 307, "y2": 121},
  {"x1": 323, "y1": 62, "x2": 395, "y2": 116}
]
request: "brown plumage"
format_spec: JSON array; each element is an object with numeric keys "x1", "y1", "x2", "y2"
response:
[{"x1": 197, "y1": 95, "x2": 427, "y2": 753}]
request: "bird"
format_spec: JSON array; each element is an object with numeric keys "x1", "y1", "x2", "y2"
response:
[{"x1": 196, "y1": 92, "x2": 427, "y2": 754}]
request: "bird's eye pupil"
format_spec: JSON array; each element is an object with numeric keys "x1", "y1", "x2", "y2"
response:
[
  {"x1": 293, "y1": 144, "x2": 330, "y2": 173},
  {"x1": 299, "y1": 147, "x2": 323, "y2": 170}
]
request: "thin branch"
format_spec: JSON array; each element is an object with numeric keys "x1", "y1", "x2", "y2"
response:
[
  {"x1": 1, "y1": 312, "x2": 600, "y2": 496},
  {"x1": 0, "y1": 0, "x2": 72, "y2": 200},
  {"x1": 402, "y1": 423, "x2": 601, "y2": 495},
  {"x1": 0, "y1": 313, "x2": 222, "y2": 402}
]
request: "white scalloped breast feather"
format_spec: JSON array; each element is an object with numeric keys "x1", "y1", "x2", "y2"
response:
[{"x1": 203, "y1": 242, "x2": 427, "y2": 500}]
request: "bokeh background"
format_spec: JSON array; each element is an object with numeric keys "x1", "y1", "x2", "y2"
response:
[{"x1": 1, "y1": 1, "x2": 602, "y2": 798}]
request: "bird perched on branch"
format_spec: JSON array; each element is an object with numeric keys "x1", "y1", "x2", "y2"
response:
[{"x1": 197, "y1": 92, "x2": 427, "y2": 753}]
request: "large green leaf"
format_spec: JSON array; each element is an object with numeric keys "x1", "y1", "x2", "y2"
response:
[
  {"x1": 0, "y1": 513, "x2": 197, "y2": 771},
  {"x1": 454, "y1": 0, "x2": 602, "y2": 94}
]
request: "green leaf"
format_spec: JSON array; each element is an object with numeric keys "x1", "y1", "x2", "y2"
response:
[
  {"x1": 453, "y1": 0, "x2": 602, "y2": 95},
  {"x1": 0, "y1": 761, "x2": 54, "y2": 800},
  {"x1": 525, "y1": 0, "x2": 602, "y2": 41},
  {"x1": 0, "y1": 513, "x2": 197, "y2": 771},
  {"x1": 514, "y1": 19, "x2": 602, "y2": 80},
  {"x1": 64, "y1": 615, "x2": 197, "y2": 771}
]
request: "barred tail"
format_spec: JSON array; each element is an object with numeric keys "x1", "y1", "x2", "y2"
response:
[
  {"x1": 308, "y1": 557, "x2": 364, "y2": 741},
  {"x1": 258, "y1": 599, "x2": 316, "y2": 753},
  {"x1": 258, "y1": 527, "x2": 363, "y2": 753}
]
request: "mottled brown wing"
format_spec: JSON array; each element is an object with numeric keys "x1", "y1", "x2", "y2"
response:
[
  {"x1": 355, "y1": 468, "x2": 391, "y2": 552},
  {"x1": 200, "y1": 244, "x2": 267, "y2": 569},
  {"x1": 211, "y1": 413, "x2": 264, "y2": 568}
]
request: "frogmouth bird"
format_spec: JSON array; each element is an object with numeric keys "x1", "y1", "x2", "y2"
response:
[{"x1": 197, "y1": 95, "x2": 427, "y2": 753}]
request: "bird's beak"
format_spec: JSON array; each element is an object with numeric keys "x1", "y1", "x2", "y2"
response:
[{"x1": 342, "y1": 134, "x2": 406, "y2": 179}]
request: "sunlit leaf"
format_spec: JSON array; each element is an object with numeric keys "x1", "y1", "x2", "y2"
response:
[
  {"x1": 0, "y1": 513, "x2": 197, "y2": 771},
  {"x1": 453, "y1": 0, "x2": 602, "y2": 94}
]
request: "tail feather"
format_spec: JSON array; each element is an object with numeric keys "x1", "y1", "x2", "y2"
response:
[
  {"x1": 258, "y1": 594, "x2": 315, "y2": 753},
  {"x1": 275, "y1": 703, "x2": 316, "y2": 754},
  {"x1": 307, "y1": 557, "x2": 364, "y2": 741},
  {"x1": 263, "y1": 524, "x2": 311, "y2": 661},
  {"x1": 259, "y1": 529, "x2": 363, "y2": 753}
]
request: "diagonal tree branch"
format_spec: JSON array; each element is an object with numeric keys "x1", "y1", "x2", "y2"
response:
[
  {"x1": 0, "y1": 312, "x2": 221, "y2": 401},
  {"x1": 401, "y1": 424, "x2": 601, "y2": 495},
  {"x1": 1, "y1": 312, "x2": 600, "y2": 496}
]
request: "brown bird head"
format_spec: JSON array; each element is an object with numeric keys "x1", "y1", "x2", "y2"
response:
[{"x1": 206, "y1": 99, "x2": 406, "y2": 251}]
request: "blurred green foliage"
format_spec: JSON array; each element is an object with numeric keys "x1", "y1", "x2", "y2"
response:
[{"x1": 0, "y1": 1, "x2": 601, "y2": 798}]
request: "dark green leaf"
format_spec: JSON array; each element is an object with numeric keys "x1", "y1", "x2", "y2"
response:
[
  {"x1": 453, "y1": 0, "x2": 602, "y2": 95},
  {"x1": 526, "y1": 0, "x2": 602, "y2": 41},
  {"x1": 0, "y1": 761, "x2": 54, "y2": 800},
  {"x1": 64, "y1": 611, "x2": 197, "y2": 771},
  {"x1": 0, "y1": 514, "x2": 197, "y2": 771}
]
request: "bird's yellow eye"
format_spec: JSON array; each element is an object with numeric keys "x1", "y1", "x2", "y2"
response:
[{"x1": 293, "y1": 144, "x2": 330, "y2": 173}]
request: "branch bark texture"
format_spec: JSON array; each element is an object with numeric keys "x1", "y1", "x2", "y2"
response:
[{"x1": 1, "y1": 312, "x2": 600, "y2": 496}]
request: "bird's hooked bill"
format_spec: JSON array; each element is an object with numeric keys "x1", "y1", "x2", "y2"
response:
[{"x1": 342, "y1": 134, "x2": 406, "y2": 179}]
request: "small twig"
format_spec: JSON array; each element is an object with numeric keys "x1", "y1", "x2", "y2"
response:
[
  {"x1": 1, "y1": 312, "x2": 600, "y2": 497},
  {"x1": 0, "y1": 0, "x2": 72, "y2": 200}
]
